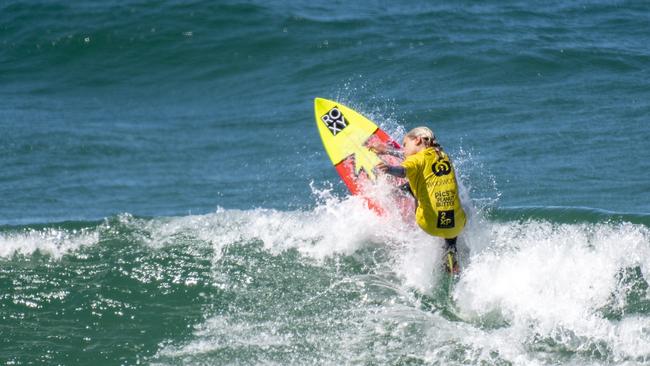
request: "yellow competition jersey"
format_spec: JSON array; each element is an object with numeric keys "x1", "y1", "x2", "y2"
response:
[{"x1": 401, "y1": 148, "x2": 466, "y2": 238}]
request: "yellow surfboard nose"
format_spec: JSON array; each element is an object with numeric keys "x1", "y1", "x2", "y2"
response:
[{"x1": 313, "y1": 98, "x2": 381, "y2": 180}]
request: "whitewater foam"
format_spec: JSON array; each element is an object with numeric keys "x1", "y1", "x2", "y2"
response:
[
  {"x1": 4, "y1": 179, "x2": 650, "y2": 364},
  {"x1": 144, "y1": 195, "x2": 650, "y2": 364},
  {"x1": 454, "y1": 220, "x2": 650, "y2": 363}
]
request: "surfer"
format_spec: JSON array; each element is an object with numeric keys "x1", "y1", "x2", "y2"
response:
[{"x1": 371, "y1": 127, "x2": 466, "y2": 274}]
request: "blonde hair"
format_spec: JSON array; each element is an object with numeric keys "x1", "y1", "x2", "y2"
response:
[{"x1": 405, "y1": 126, "x2": 439, "y2": 148}]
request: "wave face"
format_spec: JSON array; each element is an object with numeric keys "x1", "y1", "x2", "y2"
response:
[{"x1": 2, "y1": 0, "x2": 650, "y2": 365}]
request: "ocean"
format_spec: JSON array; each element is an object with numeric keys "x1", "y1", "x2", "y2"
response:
[{"x1": 1, "y1": 1, "x2": 650, "y2": 365}]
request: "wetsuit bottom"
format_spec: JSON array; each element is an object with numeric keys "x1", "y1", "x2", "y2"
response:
[{"x1": 444, "y1": 237, "x2": 457, "y2": 251}]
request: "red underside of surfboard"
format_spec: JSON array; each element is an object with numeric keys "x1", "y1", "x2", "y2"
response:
[{"x1": 334, "y1": 129, "x2": 413, "y2": 217}]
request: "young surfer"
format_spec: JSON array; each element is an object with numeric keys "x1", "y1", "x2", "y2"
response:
[{"x1": 371, "y1": 127, "x2": 466, "y2": 274}]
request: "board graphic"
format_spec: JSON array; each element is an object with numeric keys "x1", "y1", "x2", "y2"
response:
[{"x1": 314, "y1": 98, "x2": 413, "y2": 215}]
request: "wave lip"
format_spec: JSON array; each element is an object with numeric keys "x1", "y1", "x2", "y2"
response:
[{"x1": 0, "y1": 225, "x2": 99, "y2": 259}]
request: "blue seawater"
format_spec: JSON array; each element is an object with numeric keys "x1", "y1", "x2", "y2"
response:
[{"x1": 1, "y1": 1, "x2": 649, "y2": 365}]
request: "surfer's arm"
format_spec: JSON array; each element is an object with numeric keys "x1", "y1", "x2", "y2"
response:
[{"x1": 376, "y1": 162, "x2": 406, "y2": 178}]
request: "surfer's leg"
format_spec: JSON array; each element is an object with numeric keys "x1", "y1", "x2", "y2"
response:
[
  {"x1": 443, "y1": 237, "x2": 460, "y2": 274},
  {"x1": 398, "y1": 182, "x2": 414, "y2": 197}
]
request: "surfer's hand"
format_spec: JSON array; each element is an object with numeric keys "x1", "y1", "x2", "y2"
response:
[{"x1": 369, "y1": 142, "x2": 388, "y2": 154}]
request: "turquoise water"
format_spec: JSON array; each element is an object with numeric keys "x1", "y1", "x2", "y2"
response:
[{"x1": 2, "y1": 1, "x2": 650, "y2": 365}]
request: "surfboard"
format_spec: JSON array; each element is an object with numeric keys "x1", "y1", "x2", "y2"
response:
[{"x1": 313, "y1": 97, "x2": 413, "y2": 215}]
